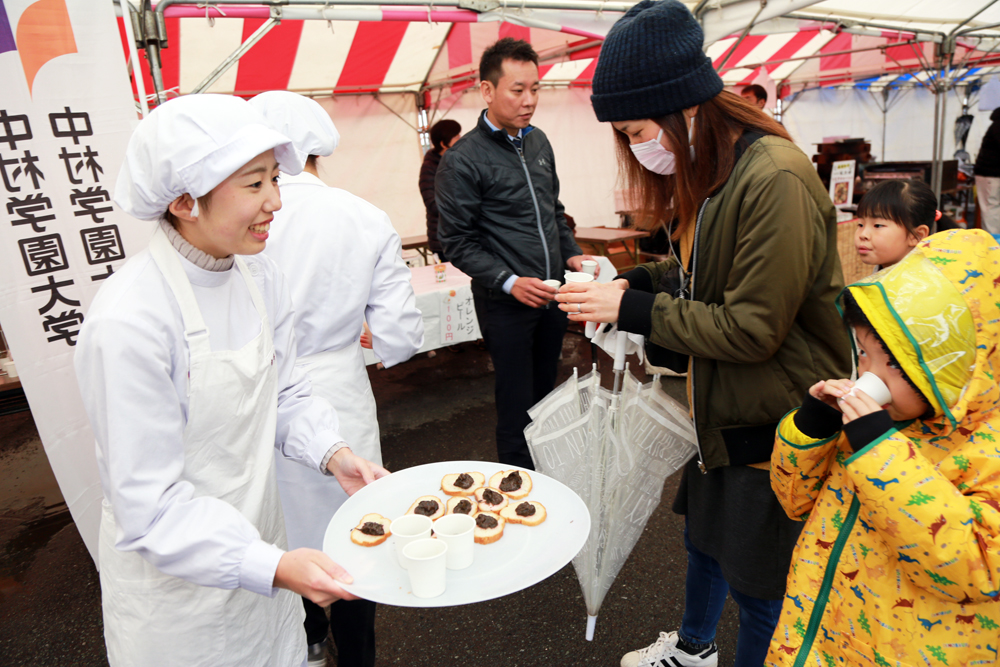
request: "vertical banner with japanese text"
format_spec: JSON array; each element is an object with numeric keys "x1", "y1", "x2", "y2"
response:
[{"x1": 0, "y1": 0, "x2": 152, "y2": 563}]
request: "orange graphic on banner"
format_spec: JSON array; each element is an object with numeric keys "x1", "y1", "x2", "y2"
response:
[{"x1": 16, "y1": 0, "x2": 77, "y2": 96}]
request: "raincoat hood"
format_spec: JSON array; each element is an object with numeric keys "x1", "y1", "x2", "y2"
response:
[{"x1": 842, "y1": 229, "x2": 999, "y2": 429}]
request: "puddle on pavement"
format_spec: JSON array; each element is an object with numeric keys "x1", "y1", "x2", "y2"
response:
[
  {"x1": 1, "y1": 409, "x2": 73, "y2": 589},
  {"x1": 1, "y1": 503, "x2": 73, "y2": 591}
]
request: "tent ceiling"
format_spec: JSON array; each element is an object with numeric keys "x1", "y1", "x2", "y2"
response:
[{"x1": 117, "y1": 0, "x2": 1000, "y2": 104}]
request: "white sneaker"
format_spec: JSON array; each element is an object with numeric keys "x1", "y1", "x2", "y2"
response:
[
  {"x1": 620, "y1": 631, "x2": 719, "y2": 667},
  {"x1": 306, "y1": 639, "x2": 328, "y2": 667}
]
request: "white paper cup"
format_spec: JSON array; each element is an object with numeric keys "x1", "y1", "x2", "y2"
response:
[
  {"x1": 390, "y1": 514, "x2": 433, "y2": 569},
  {"x1": 542, "y1": 279, "x2": 562, "y2": 292},
  {"x1": 401, "y1": 538, "x2": 448, "y2": 598},
  {"x1": 850, "y1": 372, "x2": 892, "y2": 406},
  {"x1": 433, "y1": 514, "x2": 475, "y2": 570},
  {"x1": 580, "y1": 260, "x2": 598, "y2": 276},
  {"x1": 564, "y1": 272, "x2": 594, "y2": 284}
]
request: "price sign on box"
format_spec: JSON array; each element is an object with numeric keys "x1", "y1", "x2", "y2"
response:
[{"x1": 439, "y1": 289, "x2": 480, "y2": 344}]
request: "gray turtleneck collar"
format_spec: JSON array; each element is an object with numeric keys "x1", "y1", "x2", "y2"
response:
[{"x1": 159, "y1": 219, "x2": 235, "y2": 272}]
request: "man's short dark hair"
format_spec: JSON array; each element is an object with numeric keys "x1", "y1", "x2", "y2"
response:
[
  {"x1": 742, "y1": 84, "x2": 768, "y2": 103},
  {"x1": 480, "y1": 38, "x2": 539, "y2": 86}
]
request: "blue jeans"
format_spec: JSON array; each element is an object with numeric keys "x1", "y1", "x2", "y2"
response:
[{"x1": 680, "y1": 523, "x2": 783, "y2": 667}]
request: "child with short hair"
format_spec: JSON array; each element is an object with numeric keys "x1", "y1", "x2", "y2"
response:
[
  {"x1": 767, "y1": 229, "x2": 1000, "y2": 667},
  {"x1": 855, "y1": 179, "x2": 954, "y2": 268}
]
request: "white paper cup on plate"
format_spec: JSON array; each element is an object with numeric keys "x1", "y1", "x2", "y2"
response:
[
  {"x1": 564, "y1": 271, "x2": 594, "y2": 284},
  {"x1": 433, "y1": 514, "x2": 475, "y2": 570},
  {"x1": 849, "y1": 372, "x2": 891, "y2": 406},
  {"x1": 580, "y1": 260, "x2": 598, "y2": 276},
  {"x1": 401, "y1": 538, "x2": 448, "y2": 598},
  {"x1": 390, "y1": 514, "x2": 432, "y2": 569}
]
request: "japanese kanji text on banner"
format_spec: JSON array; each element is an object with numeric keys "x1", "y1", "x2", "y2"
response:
[{"x1": 0, "y1": 0, "x2": 152, "y2": 564}]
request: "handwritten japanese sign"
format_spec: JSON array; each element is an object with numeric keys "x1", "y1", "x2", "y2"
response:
[
  {"x1": 0, "y1": 0, "x2": 152, "y2": 563},
  {"x1": 438, "y1": 288, "x2": 480, "y2": 344}
]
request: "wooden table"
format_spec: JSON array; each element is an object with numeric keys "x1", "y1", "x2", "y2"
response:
[
  {"x1": 401, "y1": 234, "x2": 435, "y2": 265},
  {"x1": 574, "y1": 227, "x2": 650, "y2": 269}
]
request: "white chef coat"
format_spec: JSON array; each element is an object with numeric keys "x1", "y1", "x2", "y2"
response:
[
  {"x1": 265, "y1": 171, "x2": 422, "y2": 551},
  {"x1": 75, "y1": 240, "x2": 344, "y2": 595},
  {"x1": 264, "y1": 171, "x2": 423, "y2": 366}
]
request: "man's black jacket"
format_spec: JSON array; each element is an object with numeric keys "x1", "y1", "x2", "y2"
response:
[{"x1": 435, "y1": 112, "x2": 582, "y2": 302}]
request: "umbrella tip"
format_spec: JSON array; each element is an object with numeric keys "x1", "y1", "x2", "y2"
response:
[{"x1": 586, "y1": 614, "x2": 598, "y2": 641}]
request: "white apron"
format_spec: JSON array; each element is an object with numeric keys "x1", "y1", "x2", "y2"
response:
[
  {"x1": 275, "y1": 342, "x2": 380, "y2": 551},
  {"x1": 98, "y1": 228, "x2": 305, "y2": 667}
]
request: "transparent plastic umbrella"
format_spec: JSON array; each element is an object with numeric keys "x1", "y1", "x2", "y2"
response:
[{"x1": 524, "y1": 330, "x2": 697, "y2": 641}]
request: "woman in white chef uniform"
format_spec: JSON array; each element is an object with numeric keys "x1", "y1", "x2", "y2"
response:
[
  {"x1": 250, "y1": 91, "x2": 423, "y2": 666},
  {"x1": 74, "y1": 94, "x2": 388, "y2": 667}
]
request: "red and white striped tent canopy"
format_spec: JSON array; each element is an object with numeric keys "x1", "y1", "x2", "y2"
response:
[
  {"x1": 117, "y1": 1, "x2": 1000, "y2": 105},
  {"x1": 111, "y1": 1, "x2": 1000, "y2": 237}
]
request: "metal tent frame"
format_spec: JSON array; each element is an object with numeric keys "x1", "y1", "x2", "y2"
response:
[{"x1": 115, "y1": 0, "x2": 1000, "y2": 203}]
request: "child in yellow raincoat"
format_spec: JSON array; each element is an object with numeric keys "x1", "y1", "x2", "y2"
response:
[{"x1": 767, "y1": 228, "x2": 1000, "y2": 666}]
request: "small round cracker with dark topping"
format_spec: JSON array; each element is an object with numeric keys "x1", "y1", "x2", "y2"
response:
[
  {"x1": 350, "y1": 513, "x2": 392, "y2": 546},
  {"x1": 500, "y1": 501, "x2": 547, "y2": 527}
]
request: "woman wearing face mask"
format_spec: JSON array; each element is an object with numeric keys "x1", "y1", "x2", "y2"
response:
[{"x1": 556, "y1": 3, "x2": 853, "y2": 667}]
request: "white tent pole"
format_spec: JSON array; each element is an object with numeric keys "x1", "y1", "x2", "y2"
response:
[
  {"x1": 783, "y1": 13, "x2": 948, "y2": 43},
  {"x1": 155, "y1": 0, "x2": 640, "y2": 14},
  {"x1": 419, "y1": 23, "x2": 456, "y2": 101},
  {"x1": 880, "y1": 87, "x2": 889, "y2": 161},
  {"x1": 139, "y1": 0, "x2": 169, "y2": 105},
  {"x1": 931, "y1": 78, "x2": 942, "y2": 201},
  {"x1": 191, "y1": 14, "x2": 280, "y2": 94},
  {"x1": 714, "y1": 1, "x2": 767, "y2": 72},
  {"x1": 950, "y1": 0, "x2": 1000, "y2": 39},
  {"x1": 119, "y1": 0, "x2": 149, "y2": 116},
  {"x1": 717, "y1": 40, "x2": 921, "y2": 74}
]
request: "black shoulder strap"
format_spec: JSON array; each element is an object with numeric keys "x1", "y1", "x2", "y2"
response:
[{"x1": 734, "y1": 130, "x2": 766, "y2": 164}]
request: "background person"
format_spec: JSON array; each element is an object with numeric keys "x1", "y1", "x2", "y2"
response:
[
  {"x1": 436, "y1": 38, "x2": 599, "y2": 470},
  {"x1": 420, "y1": 119, "x2": 462, "y2": 261},
  {"x1": 853, "y1": 179, "x2": 955, "y2": 269},
  {"x1": 559, "y1": 2, "x2": 852, "y2": 665},
  {"x1": 75, "y1": 95, "x2": 385, "y2": 667},
  {"x1": 740, "y1": 84, "x2": 767, "y2": 110},
  {"x1": 974, "y1": 108, "x2": 1000, "y2": 236},
  {"x1": 251, "y1": 91, "x2": 424, "y2": 667}
]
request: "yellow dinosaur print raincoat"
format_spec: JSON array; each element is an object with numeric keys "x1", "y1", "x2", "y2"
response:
[{"x1": 767, "y1": 229, "x2": 1000, "y2": 667}]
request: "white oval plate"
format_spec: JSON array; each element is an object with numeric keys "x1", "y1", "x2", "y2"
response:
[{"x1": 322, "y1": 460, "x2": 591, "y2": 607}]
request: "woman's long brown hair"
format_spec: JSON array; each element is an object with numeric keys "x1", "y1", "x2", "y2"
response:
[{"x1": 614, "y1": 90, "x2": 792, "y2": 238}]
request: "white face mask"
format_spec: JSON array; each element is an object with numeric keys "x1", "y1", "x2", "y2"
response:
[{"x1": 629, "y1": 119, "x2": 695, "y2": 176}]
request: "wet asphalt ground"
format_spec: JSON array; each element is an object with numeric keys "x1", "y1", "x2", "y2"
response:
[{"x1": 0, "y1": 332, "x2": 741, "y2": 666}]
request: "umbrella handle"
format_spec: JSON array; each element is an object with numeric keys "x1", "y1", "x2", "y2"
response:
[
  {"x1": 613, "y1": 330, "x2": 629, "y2": 371},
  {"x1": 586, "y1": 614, "x2": 598, "y2": 641}
]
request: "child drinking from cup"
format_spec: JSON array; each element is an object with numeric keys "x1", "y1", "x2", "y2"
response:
[
  {"x1": 766, "y1": 229, "x2": 1000, "y2": 666},
  {"x1": 854, "y1": 179, "x2": 955, "y2": 268}
]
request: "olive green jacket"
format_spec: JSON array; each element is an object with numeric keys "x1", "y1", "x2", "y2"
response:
[{"x1": 628, "y1": 136, "x2": 852, "y2": 470}]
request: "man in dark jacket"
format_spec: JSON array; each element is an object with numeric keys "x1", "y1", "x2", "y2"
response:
[
  {"x1": 436, "y1": 38, "x2": 595, "y2": 469},
  {"x1": 975, "y1": 107, "x2": 1000, "y2": 235}
]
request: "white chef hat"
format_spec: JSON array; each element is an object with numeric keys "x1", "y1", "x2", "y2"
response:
[
  {"x1": 249, "y1": 91, "x2": 339, "y2": 159},
  {"x1": 114, "y1": 94, "x2": 304, "y2": 221}
]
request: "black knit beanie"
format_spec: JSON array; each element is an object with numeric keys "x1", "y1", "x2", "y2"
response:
[{"x1": 591, "y1": 0, "x2": 724, "y2": 123}]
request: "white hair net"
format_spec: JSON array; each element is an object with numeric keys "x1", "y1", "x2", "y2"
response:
[
  {"x1": 114, "y1": 94, "x2": 303, "y2": 221},
  {"x1": 249, "y1": 91, "x2": 339, "y2": 159}
]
